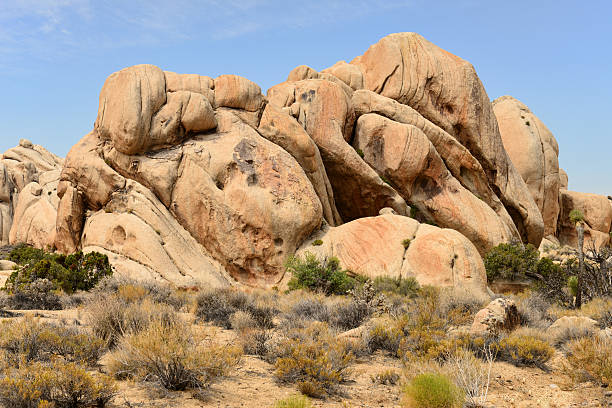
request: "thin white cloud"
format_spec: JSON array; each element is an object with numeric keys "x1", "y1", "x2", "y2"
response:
[{"x1": 0, "y1": 0, "x2": 415, "y2": 71}]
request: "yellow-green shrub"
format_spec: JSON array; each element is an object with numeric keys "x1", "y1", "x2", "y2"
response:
[
  {"x1": 0, "y1": 360, "x2": 116, "y2": 407},
  {"x1": 401, "y1": 373, "x2": 464, "y2": 408},
  {"x1": 272, "y1": 394, "x2": 312, "y2": 408},
  {"x1": 108, "y1": 321, "x2": 241, "y2": 391},
  {"x1": 496, "y1": 331, "x2": 554, "y2": 368},
  {"x1": 273, "y1": 322, "x2": 354, "y2": 397},
  {"x1": 565, "y1": 335, "x2": 612, "y2": 385}
]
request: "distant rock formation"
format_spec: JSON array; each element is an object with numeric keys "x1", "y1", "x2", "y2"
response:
[{"x1": 3, "y1": 32, "x2": 608, "y2": 292}]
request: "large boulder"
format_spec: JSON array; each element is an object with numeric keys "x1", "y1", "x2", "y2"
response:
[
  {"x1": 350, "y1": 32, "x2": 544, "y2": 247},
  {"x1": 297, "y1": 214, "x2": 488, "y2": 296},
  {"x1": 558, "y1": 189, "x2": 612, "y2": 248},
  {"x1": 493, "y1": 96, "x2": 561, "y2": 236}
]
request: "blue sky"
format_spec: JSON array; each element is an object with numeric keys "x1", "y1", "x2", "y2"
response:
[{"x1": 0, "y1": 0, "x2": 610, "y2": 195}]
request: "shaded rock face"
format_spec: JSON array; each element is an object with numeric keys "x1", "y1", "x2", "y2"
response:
[
  {"x1": 493, "y1": 96, "x2": 560, "y2": 237},
  {"x1": 0, "y1": 139, "x2": 63, "y2": 247}
]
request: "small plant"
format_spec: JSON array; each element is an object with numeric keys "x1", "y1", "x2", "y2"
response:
[
  {"x1": 286, "y1": 253, "x2": 355, "y2": 295},
  {"x1": 380, "y1": 175, "x2": 391, "y2": 185},
  {"x1": 355, "y1": 148, "x2": 365, "y2": 158},
  {"x1": 273, "y1": 394, "x2": 312, "y2": 408},
  {"x1": 402, "y1": 238, "x2": 411, "y2": 249},
  {"x1": 371, "y1": 369, "x2": 400, "y2": 385},
  {"x1": 311, "y1": 239, "x2": 323, "y2": 246},
  {"x1": 567, "y1": 275, "x2": 579, "y2": 298},
  {"x1": 273, "y1": 322, "x2": 354, "y2": 398},
  {"x1": 364, "y1": 319, "x2": 403, "y2": 355},
  {"x1": 569, "y1": 209, "x2": 584, "y2": 224},
  {"x1": 0, "y1": 360, "x2": 116, "y2": 407},
  {"x1": 108, "y1": 321, "x2": 241, "y2": 391},
  {"x1": 401, "y1": 373, "x2": 464, "y2": 408}
]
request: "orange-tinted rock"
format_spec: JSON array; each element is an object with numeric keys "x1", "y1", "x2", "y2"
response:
[{"x1": 558, "y1": 189, "x2": 612, "y2": 248}]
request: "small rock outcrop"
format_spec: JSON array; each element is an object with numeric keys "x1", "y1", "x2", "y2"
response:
[
  {"x1": 0, "y1": 139, "x2": 63, "y2": 247},
  {"x1": 471, "y1": 298, "x2": 520, "y2": 335},
  {"x1": 558, "y1": 189, "x2": 612, "y2": 248}
]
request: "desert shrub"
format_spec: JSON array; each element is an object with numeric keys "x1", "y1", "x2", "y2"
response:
[
  {"x1": 311, "y1": 239, "x2": 323, "y2": 246},
  {"x1": 364, "y1": 319, "x2": 404, "y2": 355},
  {"x1": 273, "y1": 322, "x2": 354, "y2": 397},
  {"x1": 483, "y1": 241, "x2": 539, "y2": 281},
  {"x1": 565, "y1": 335, "x2": 612, "y2": 385},
  {"x1": 580, "y1": 297, "x2": 612, "y2": 328},
  {"x1": 96, "y1": 276, "x2": 188, "y2": 310},
  {"x1": 273, "y1": 394, "x2": 312, "y2": 408},
  {"x1": 402, "y1": 238, "x2": 411, "y2": 249},
  {"x1": 371, "y1": 369, "x2": 400, "y2": 385},
  {"x1": 437, "y1": 287, "x2": 489, "y2": 325},
  {"x1": 0, "y1": 360, "x2": 116, "y2": 407},
  {"x1": 513, "y1": 291, "x2": 554, "y2": 329},
  {"x1": 286, "y1": 253, "x2": 355, "y2": 295},
  {"x1": 444, "y1": 347, "x2": 494, "y2": 407},
  {"x1": 495, "y1": 330, "x2": 554, "y2": 368},
  {"x1": 195, "y1": 288, "x2": 277, "y2": 329},
  {"x1": 278, "y1": 293, "x2": 333, "y2": 331},
  {"x1": 372, "y1": 276, "x2": 420, "y2": 297},
  {"x1": 3, "y1": 278, "x2": 62, "y2": 310},
  {"x1": 238, "y1": 328, "x2": 273, "y2": 357},
  {"x1": 86, "y1": 293, "x2": 179, "y2": 347},
  {"x1": 4, "y1": 246, "x2": 112, "y2": 299},
  {"x1": 108, "y1": 321, "x2": 241, "y2": 391},
  {"x1": 0, "y1": 317, "x2": 103, "y2": 366},
  {"x1": 401, "y1": 373, "x2": 464, "y2": 408}
]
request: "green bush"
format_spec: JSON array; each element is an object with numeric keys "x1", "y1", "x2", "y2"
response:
[
  {"x1": 311, "y1": 239, "x2": 323, "y2": 246},
  {"x1": 286, "y1": 253, "x2": 355, "y2": 295},
  {"x1": 372, "y1": 276, "x2": 420, "y2": 297},
  {"x1": 484, "y1": 242, "x2": 539, "y2": 281},
  {"x1": 4, "y1": 245, "x2": 113, "y2": 295},
  {"x1": 569, "y1": 209, "x2": 584, "y2": 224},
  {"x1": 401, "y1": 373, "x2": 464, "y2": 408}
]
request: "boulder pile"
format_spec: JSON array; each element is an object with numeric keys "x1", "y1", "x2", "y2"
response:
[{"x1": 1, "y1": 32, "x2": 608, "y2": 293}]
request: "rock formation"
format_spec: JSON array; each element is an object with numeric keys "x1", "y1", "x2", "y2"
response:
[
  {"x1": 0, "y1": 139, "x2": 63, "y2": 247},
  {"x1": 2, "y1": 32, "x2": 609, "y2": 291},
  {"x1": 493, "y1": 96, "x2": 560, "y2": 237}
]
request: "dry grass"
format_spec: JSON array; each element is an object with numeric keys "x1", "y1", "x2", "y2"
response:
[
  {"x1": 565, "y1": 335, "x2": 612, "y2": 385},
  {"x1": 108, "y1": 320, "x2": 242, "y2": 392}
]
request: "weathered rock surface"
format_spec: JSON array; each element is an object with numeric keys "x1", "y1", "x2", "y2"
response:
[
  {"x1": 471, "y1": 298, "x2": 520, "y2": 335},
  {"x1": 297, "y1": 214, "x2": 489, "y2": 296},
  {"x1": 558, "y1": 189, "x2": 612, "y2": 248},
  {"x1": 354, "y1": 113, "x2": 514, "y2": 254},
  {"x1": 493, "y1": 96, "x2": 561, "y2": 236},
  {"x1": 350, "y1": 32, "x2": 544, "y2": 247}
]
